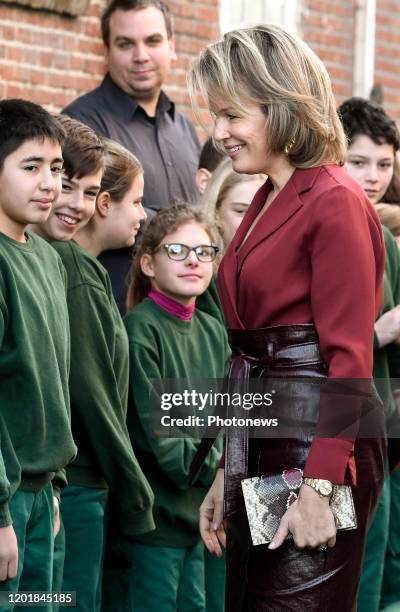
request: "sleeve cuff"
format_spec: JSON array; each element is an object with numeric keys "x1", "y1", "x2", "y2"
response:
[
  {"x1": 52, "y1": 483, "x2": 61, "y2": 502},
  {"x1": 124, "y1": 507, "x2": 155, "y2": 537},
  {"x1": 0, "y1": 502, "x2": 12, "y2": 527},
  {"x1": 303, "y1": 437, "x2": 356, "y2": 485},
  {"x1": 52, "y1": 470, "x2": 67, "y2": 493}
]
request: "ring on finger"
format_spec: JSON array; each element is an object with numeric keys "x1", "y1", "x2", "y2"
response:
[{"x1": 317, "y1": 544, "x2": 328, "y2": 551}]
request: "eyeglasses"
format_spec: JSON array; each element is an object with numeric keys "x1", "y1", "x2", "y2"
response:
[{"x1": 156, "y1": 243, "x2": 219, "y2": 262}]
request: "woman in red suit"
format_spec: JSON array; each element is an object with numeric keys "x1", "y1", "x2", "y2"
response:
[{"x1": 189, "y1": 25, "x2": 386, "y2": 611}]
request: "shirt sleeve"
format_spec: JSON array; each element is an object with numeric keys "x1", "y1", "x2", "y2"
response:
[
  {"x1": 128, "y1": 338, "x2": 222, "y2": 491},
  {"x1": 68, "y1": 283, "x2": 155, "y2": 536},
  {"x1": 303, "y1": 185, "x2": 384, "y2": 484},
  {"x1": 0, "y1": 281, "x2": 12, "y2": 526},
  {"x1": 0, "y1": 426, "x2": 11, "y2": 528}
]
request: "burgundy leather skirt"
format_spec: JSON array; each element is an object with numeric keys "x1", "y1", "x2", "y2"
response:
[{"x1": 224, "y1": 324, "x2": 386, "y2": 612}]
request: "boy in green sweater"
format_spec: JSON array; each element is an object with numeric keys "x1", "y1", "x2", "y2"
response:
[
  {"x1": 0, "y1": 99, "x2": 77, "y2": 604},
  {"x1": 32, "y1": 123, "x2": 154, "y2": 611},
  {"x1": 339, "y1": 98, "x2": 400, "y2": 612}
]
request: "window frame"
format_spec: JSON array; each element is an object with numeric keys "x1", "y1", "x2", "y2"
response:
[
  {"x1": 0, "y1": 0, "x2": 90, "y2": 17},
  {"x1": 220, "y1": 0, "x2": 300, "y2": 35}
]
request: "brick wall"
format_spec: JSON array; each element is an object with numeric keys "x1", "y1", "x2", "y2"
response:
[
  {"x1": 0, "y1": 0, "x2": 399, "y2": 124},
  {"x1": 0, "y1": 0, "x2": 219, "y2": 121},
  {"x1": 301, "y1": 0, "x2": 355, "y2": 102},
  {"x1": 0, "y1": 0, "x2": 104, "y2": 110},
  {"x1": 374, "y1": 0, "x2": 400, "y2": 122}
]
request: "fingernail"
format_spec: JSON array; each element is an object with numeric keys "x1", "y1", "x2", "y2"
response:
[
  {"x1": 212, "y1": 523, "x2": 219, "y2": 531},
  {"x1": 268, "y1": 542, "x2": 276, "y2": 550}
]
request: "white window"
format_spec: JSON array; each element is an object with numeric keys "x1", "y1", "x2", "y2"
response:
[
  {"x1": 353, "y1": 0, "x2": 376, "y2": 98},
  {"x1": 220, "y1": 0, "x2": 300, "y2": 35}
]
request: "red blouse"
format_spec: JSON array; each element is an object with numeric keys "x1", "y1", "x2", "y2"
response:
[{"x1": 217, "y1": 164, "x2": 385, "y2": 484}]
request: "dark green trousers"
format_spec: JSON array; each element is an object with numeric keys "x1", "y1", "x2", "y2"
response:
[
  {"x1": 60, "y1": 485, "x2": 108, "y2": 612},
  {"x1": 204, "y1": 548, "x2": 225, "y2": 612},
  {"x1": 0, "y1": 484, "x2": 55, "y2": 612},
  {"x1": 381, "y1": 469, "x2": 400, "y2": 609},
  {"x1": 358, "y1": 472, "x2": 391, "y2": 612},
  {"x1": 52, "y1": 518, "x2": 65, "y2": 612},
  {"x1": 127, "y1": 539, "x2": 206, "y2": 612}
]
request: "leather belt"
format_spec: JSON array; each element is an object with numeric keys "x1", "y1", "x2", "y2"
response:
[{"x1": 189, "y1": 324, "x2": 325, "y2": 485}]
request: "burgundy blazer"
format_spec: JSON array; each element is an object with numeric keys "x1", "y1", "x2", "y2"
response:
[{"x1": 218, "y1": 164, "x2": 385, "y2": 484}]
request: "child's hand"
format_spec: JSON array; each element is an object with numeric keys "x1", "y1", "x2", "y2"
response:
[
  {"x1": 0, "y1": 525, "x2": 18, "y2": 581},
  {"x1": 199, "y1": 468, "x2": 226, "y2": 557},
  {"x1": 375, "y1": 305, "x2": 400, "y2": 347},
  {"x1": 53, "y1": 497, "x2": 60, "y2": 538}
]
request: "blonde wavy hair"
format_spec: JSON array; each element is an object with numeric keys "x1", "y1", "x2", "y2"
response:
[
  {"x1": 198, "y1": 158, "x2": 265, "y2": 251},
  {"x1": 188, "y1": 24, "x2": 346, "y2": 168}
]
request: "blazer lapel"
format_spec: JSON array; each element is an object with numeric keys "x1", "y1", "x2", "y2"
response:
[
  {"x1": 237, "y1": 167, "x2": 321, "y2": 269},
  {"x1": 217, "y1": 182, "x2": 270, "y2": 329},
  {"x1": 217, "y1": 167, "x2": 322, "y2": 328}
]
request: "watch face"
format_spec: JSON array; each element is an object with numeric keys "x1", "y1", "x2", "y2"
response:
[{"x1": 319, "y1": 480, "x2": 333, "y2": 496}]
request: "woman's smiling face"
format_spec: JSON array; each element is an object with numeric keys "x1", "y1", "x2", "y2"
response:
[{"x1": 211, "y1": 97, "x2": 270, "y2": 176}]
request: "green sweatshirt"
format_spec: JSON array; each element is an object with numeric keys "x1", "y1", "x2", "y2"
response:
[
  {"x1": 124, "y1": 297, "x2": 231, "y2": 547},
  {"x1": 374, "y1": 225, "x2": 400, "y2": 419},
  {"x1": 0, "y1": 232, "x2": 77, "y2": 526},
  {"x1": 51, "y1": 240, "x2": 154, "y2": 536}
]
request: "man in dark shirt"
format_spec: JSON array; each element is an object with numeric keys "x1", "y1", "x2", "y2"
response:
[{"x1": 63, "y1": 0, "x2": 201, "y2": 311}]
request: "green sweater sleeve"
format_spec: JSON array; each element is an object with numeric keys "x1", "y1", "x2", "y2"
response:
[
  {"x1": 68, "y1": 283, "x2": 154, "y2": 536},
  {"x1": 0, "y1": 426, "x2": 11, "y2": 527},
  {"x1": 129, "y1": 339, "x2": 222, "y2": 491},
  {"x1": 386, "y1": 233, "x2": 400, "y2": 379},
  {"x1": 0, "y1": 288, "x2": 12, "y2": 526}
]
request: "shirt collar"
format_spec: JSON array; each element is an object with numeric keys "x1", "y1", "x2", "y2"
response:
[{"x1": 101, "y1": 73, "x2": 175, "y2": 121}]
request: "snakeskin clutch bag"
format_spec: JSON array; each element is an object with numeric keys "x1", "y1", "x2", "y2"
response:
[{"x1": 241, "y1": 468, "x2": 357, "y2": 546}]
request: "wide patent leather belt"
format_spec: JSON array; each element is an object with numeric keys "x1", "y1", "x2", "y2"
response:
[{"x1": 190, "y1": 323, "x2": 326, "y2": 490}]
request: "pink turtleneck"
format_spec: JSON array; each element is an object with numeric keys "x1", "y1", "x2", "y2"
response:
[{"x1": 148, "y1": 288, "x2": 195, "y2": 321}]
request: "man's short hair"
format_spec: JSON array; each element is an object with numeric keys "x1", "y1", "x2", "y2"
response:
[
  {"x1": 0, "y1": 99, "x2": 65, "y2": 172},
  {"x1": 338, "y1": 97, "x2": 400, "y2": 151},
  {"x1": 56, "y1": 115, "x2": 105, "y2": 179},
  {"x1": 101, "y1": 0, "x2": 174, "y2": 47}
]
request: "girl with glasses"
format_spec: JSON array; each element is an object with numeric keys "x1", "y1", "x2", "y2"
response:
[{"x1": 123, "y1": 203, "x2": 231, "y2": 612}]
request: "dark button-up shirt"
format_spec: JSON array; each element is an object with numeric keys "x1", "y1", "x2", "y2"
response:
[
  {"x1": 63, "y1": 74, "x2": 201, "y2": 311},
  {"x1": 63, "y1": 73, "x2": 201, "y2": 212}
]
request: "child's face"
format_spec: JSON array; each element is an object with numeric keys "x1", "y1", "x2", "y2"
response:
[
  {"x1": 36, "y1": 168, "x2": 103, "y2": 241},
  {"x1": 345, "y1": 134, "x2": 395, "y2": 204},
  {"x1": 217, "y1": 176, "x2": 265, "y2": 246},
  {"x1": 0, "y1": 138, "x2": 63, "y2": 242},
  {"x1": 106, "y1": 172, "x2": 146, "y2": 249},
  {"x1": 141, "y1": 221, "x2": 214, "y2": 306}
]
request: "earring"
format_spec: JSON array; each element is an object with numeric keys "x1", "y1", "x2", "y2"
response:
[{"x1": 284, "y1": 138, "x2": 295, "y2": 155}]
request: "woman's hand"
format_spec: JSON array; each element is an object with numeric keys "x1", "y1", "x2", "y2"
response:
[
  {"x1": 375, "y1": 305, "x2": 400, "y2": 348},
  {"x1": 269, "y1": 484, "x2": 337, "y2": 550},
  {"x1": 199, "y1": 468, "x2": 226, "y2": 557}
]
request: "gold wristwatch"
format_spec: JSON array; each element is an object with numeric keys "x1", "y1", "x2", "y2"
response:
[{"x1": 303, "y1": 477, "x2": 333, "y2": 498}]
